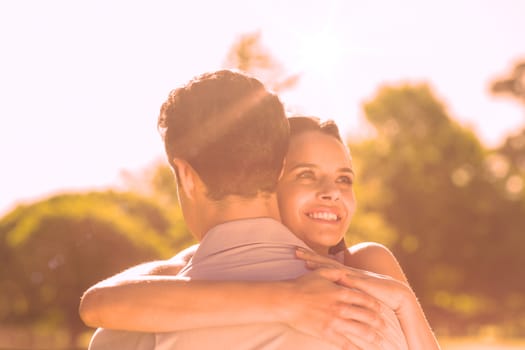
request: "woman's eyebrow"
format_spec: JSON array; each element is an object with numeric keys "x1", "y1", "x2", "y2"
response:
[
  {"x1": 288, "y1": 162, "x2": 317, "y2": 171},
  {"x1": 339, "y1": 167, "x2": 355, "y2": 175},
  {"x1": 288, "y1": 163, "x2": 355, "y2": 175}
]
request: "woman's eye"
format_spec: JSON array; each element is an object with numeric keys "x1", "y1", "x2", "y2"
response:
[
  {"x1": 297, "y1": 170, "x2": 315, "y2": 179},
  {"x1": 337, "y1": 176, "x2": 354, "y2": 185}
]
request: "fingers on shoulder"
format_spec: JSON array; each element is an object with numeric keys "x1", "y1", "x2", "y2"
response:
[
  {"x1": 315, "y1": 266, "x2": 348, "y2": 281},
  {"x1": 338, "y1": 287, "x2": 383, "y2": 314}
]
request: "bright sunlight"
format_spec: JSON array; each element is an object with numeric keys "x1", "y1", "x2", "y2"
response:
[{"x1": 297, "y1": 29, "x2": 344, "y2": 76}]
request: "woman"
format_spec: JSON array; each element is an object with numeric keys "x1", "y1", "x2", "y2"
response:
[
  {"x1": 279, "y1": 117, "x2": 408, "y2": 281},
  {"x1": 80, "y1": 117, "x2": 440, "y2": 349},
  {"x1": 279, "y1": 117, "x2": 439, "y2": 349}
]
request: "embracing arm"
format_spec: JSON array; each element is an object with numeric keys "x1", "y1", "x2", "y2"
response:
[
  {"x1": 347, "y1": 243, "x2": 440, "y2": 349},
  {"x1": 79, "y1": 243, "x2": 295, "y2": 332},
  {"x1": 79, "y1": 244, "x2": 199, "y2": 331},
  {"x1": 80, "y1": 269, "x2": 392, "y2": 350},
  {"x1": 79, "y1": 244, "x2": 291, "y2": 331},
  {"x1": 81, "y1": 274, "x2": 298, "y2": 332},
  {"x1": 352, "y1": 272, "x2": 440, "y2": 350},
  {"x1": 298, "y1": 245, "x2": 441, "y2": 350},
  {"x1": 79, "y1": 245, "x2": 394, "y2": 350}
]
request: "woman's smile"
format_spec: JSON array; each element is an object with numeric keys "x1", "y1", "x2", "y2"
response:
[{"x1": 304, "y1": 206, "x2": 342, "y2": 222}]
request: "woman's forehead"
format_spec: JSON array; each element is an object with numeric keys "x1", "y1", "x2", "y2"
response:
[{"x1": 287, "y1": 131, "x2": 352, "y2": 165}]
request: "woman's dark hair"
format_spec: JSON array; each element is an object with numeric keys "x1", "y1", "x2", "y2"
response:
[{"x1": 288, "y1": 116, "x2": 343, "y2": 142}]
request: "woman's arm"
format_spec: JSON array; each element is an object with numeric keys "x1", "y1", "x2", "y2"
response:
[
  {"x1": 79, "y1": 247, "x2": 394, "y2": 349},
  {"x1": 79, "y1": 244, "x2": 198, "y2": 330},
  {"x1": 297, "y1": 245, "x2": 441, "y2": 350}
]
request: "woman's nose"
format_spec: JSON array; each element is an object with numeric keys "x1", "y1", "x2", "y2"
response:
[{"x1": 317, "y1": 180, "x2": 340, "y2": 201}]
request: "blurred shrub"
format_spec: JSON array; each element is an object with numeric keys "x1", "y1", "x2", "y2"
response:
[{"x1": 0, "y1": 190, "x2": 191, "y2": 346}]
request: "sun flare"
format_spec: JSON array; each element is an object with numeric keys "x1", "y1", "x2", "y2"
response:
[{"x1": 298, "y1": 30, "x2": 344, "y2": 75}]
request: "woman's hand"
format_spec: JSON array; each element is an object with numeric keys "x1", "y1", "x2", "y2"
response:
[
  {"x1": 294, "y1": 248, "x2": 447, "y2": 350},
  {"x1": 283, "y1": 267, "x2": 408, "y2": 350},
  {"x1": 295, "y1": 248, "x2": 413, "y2": 314}
]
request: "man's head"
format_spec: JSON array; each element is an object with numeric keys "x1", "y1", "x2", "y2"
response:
[{"x1": 158, "y1": 69, "x2": 289, "y2": 200}]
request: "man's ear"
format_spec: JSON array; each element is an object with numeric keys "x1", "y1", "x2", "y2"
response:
[
  {"x1": 277, "y1": 158, "x2": 287, "y2": 181},
  {"x1": 171, "y1": 158, "x2": 198, "y2": 200}
]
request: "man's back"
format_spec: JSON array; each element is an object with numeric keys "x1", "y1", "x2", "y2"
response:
[
  {"x1": 89, "y1": 218, "x2": 340, "y2": 350},
  {"x1": 156, "y1": 218, "x2": 339, "y2": 350}
]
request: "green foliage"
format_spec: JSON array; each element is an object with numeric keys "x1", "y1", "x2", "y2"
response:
[
  {"x1": 349, "y1": 83, "x2": 525, "y2": 336},
  {"x1": 223, "y1": 31, "x2": 300, "y2": 92},
  {"x1": 491, "y1": 60, "x2": 525, "y2": 103},
  {"x1": 0, "y1": 191, "x2": 191, "y2": 344},
  {"x1": 120, "y1": 160, "x2": 195, "y2": 248},
  {"x1": 122, "y1": 159, "x2": 180, "y2": 209}
]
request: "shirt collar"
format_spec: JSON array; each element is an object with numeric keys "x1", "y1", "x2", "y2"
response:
[{"x1": 192, "y1": 217, "x2": 311, "y2": 262}]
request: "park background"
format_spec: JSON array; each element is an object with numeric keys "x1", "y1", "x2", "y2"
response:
[{"x1": 1, "y1": 1, "x2": 524, "y2": 349}]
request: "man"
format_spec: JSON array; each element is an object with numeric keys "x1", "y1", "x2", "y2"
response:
[{"x1": 81, "y1": 70, "x2": 395, "y2": 349}]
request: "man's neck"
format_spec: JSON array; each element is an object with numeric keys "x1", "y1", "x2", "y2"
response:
[{"x1": 197, "y1": 193, "x2": 281, "y2": 239}]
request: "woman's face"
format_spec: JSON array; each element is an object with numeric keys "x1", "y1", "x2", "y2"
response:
[{"x1": 277, "y1": 130, "x2": 356, "y2": 255}]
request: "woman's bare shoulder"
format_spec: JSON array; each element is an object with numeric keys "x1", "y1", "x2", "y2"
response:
[{"x1": 344, "y1": 242, "x2": 408, "y2": 282}]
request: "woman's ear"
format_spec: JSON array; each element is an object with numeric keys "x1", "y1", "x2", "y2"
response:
[{"x1": 171, "y1": 158, "x2": 198, "y2": 200}]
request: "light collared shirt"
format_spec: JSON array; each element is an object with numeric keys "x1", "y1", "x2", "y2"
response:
[
  {"x1": 156, "y1": 217, "x2": 339, "y2": 350},
  {"x1": 177, "y1": 217, "x2": 312, "y2": 281},
  {"x1": 89, "y1": 218, "x2": 340, "y2": 350}
]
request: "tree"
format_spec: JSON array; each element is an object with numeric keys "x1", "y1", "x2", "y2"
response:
[
  {"x1": 490, "y1": 58, "x2": 525, "y2": 202},
  {"x1": 223, "y1": 31, "x2": 300, "y2": 92},
  {"x1": 491, "y1": 59, "x2": 525, "y2": 104},
  {"x1": 121, "y1": 159, "x2": 182, "y2": 209},
  {"x1": 0, "y1": 191, "x2": 189, "y2": 346},
  {"x1": 350, "y1": 84, "x2": 525, "y2": 335}
]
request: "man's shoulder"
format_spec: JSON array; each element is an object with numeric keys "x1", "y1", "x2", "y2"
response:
[
  {"x1": 88, "y1": 329, "x2": 155, "y2": 350},
  {"x1": 169, "y1": 243, "x2": 199, "y2": 264},
  {"x1": 179, "y1": 218, "x2": 310, "y2": 281}
]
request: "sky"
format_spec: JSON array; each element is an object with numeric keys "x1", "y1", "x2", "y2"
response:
[{"x1": 1, "y1": 0, "x2": 524, "y2": 216}]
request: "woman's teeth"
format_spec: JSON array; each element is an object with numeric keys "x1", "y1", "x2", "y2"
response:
[{"x1": 307, "y1": 212, "x2": 339, "y2": 221}]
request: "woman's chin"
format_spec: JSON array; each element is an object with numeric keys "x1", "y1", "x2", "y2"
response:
[{"x1": 306, "y1": 238, "x2": 344, "y2": 255}]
